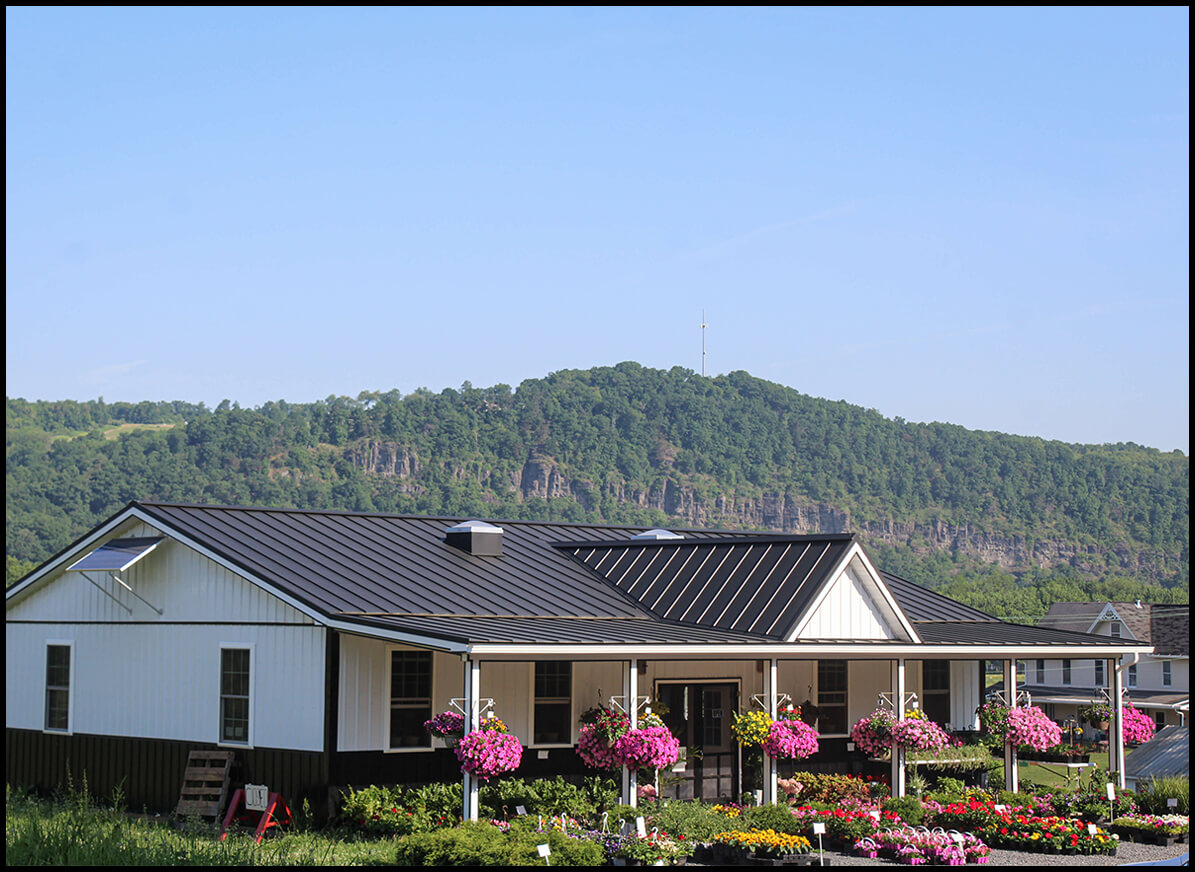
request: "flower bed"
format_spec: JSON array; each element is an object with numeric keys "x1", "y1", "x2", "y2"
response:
[
  {"x1": 713, "y1": 828, "x2": 812, "y2": 860},
  {"x1": 855, "y1": 827, "x2": 990, "y2": 865},
  {"x1": 1110, "y1": 813, "x2": 1189, "y2": 845},
  {"x1": 984, "y1": 812, "x2": 1118, "y2": 855}
]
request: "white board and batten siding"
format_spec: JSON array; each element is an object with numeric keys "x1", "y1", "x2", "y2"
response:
[
  {"x1": 6, "y1": 520, "x2": 325, "y2": 752},
  {"x1": 795, "y1": 557, "x2": 907, "y2": 641}
]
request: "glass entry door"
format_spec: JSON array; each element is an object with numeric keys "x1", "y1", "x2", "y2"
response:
[{"x1": 658, "y1": 682, "x2": 738, "y2": 801}]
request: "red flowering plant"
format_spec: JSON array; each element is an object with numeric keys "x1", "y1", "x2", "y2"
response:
[{"x1": 455, "y1": 716, "x2": 523, "y2": 780}]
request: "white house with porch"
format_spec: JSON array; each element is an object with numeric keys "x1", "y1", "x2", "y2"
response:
[{"x1": 6, "y1": 502, "x2": 1151, "y2": 819}]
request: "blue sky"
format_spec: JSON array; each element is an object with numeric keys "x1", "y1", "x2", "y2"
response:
[{"x1": 6, "y1": 7, "x2": 1189, "y2": 452}]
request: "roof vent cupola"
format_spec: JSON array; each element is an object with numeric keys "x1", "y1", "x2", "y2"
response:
[
  {"x1": 630, "y1": 528, "x2": 685, "y2": 541},
  {"x1": 445, "y1": 520, "x2": 504, "y2": 556}
]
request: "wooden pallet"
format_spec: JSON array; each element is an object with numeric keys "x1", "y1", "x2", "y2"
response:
[{"x1": 176, "y1": 750, "x2": 235, "y2": 819}]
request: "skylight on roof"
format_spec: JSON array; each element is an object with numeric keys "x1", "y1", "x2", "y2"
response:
[
  {"x1": 66, "y1": 537, "x2": 165, "y2": 573},
  {"x1": 630, "y1": 528, "x2": 685, "y2": 540}
]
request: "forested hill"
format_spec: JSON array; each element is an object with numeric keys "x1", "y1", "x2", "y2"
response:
[{"x1": 6, "y1": 363, "x2": 1189, "y2": 613}]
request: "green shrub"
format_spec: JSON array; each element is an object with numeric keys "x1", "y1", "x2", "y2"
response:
[
  {"x1": 881, "y1": 796, "x2": 925, "y2": 826},
  {"x1": 930, "y1": 776, "x2": 968, "y2": 798},
  {"x1": 742, "y1": 803, "x2": 803, "y2": 835},
  {"x1": 394, "y1": 821, "x2": 605, "y2": 866},
  {"x1": 648, "y1": 801, "x2": 728, "y2": 842}
]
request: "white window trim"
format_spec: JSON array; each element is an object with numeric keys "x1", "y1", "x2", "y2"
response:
[
  {"x1": 218, "y1": 643, "x2": 255, "y2": 749},
  {"x1": 385, "y1": 646, "x2": 435, "y2": 754},
  {"x1": 44, "y1": 639, "x2": 74, "y2": 735},
  {"x1": 528, "y1": 662, "x2": 574, "y2": 748},
  {"x1": 1162, "y1": 661, "x2": 1172, "y2": 687}
]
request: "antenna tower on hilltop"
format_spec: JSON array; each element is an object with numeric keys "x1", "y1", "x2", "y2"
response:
[{"x1": 700, "y1": 310, "x2": 708, "y2": 376}]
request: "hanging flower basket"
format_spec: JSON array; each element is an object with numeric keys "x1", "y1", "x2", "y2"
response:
[
  {"x1": 613, "y1": 725, "x2": 682, "y2": 770},
  {"x1": 1122, "y1": 705, "x2": 1156, "y2": 745},
  {"x1": 850, "y1": 709, "x2": 897, "y2": 757},
  {"x1": 424, "y1": 710, "x2": 466, "y2": 744},
  {"x1": 578, "y1": 724, "x2": 623, "y2": 770},
  {"x1": 455, "y1": 728, "x2": 523, "y2": 780},
  {"x1": 1004, "y1": 705, "x2": 1062, "y2": 752},
  {"x1": 761, "y1": 718, "x2": 820, "y2": 759}
]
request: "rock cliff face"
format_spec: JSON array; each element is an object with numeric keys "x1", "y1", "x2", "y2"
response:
[{"x1": 345, "y1": 442, "x2": 1170, "y2": 578}]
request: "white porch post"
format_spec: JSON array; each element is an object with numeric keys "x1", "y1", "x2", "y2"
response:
[
  {"x1": 763, "y1": 658, "x2": 778, "y2": 805},
  {"x1": 462, "y1": 656, "x2": 481, "y2": 822},
  {"x1": 1110, "y1": 658, "x2": 1126, "y2": 790},
  {"x1": 1003, "y1": 659, "x2": 1018, "y2": 793},
  {"x1": 891, "y1": 659, "x2": 906, "y2": 797},
  {"x1": 624, "y1": 658, "x2": 639, "y2": 808}
]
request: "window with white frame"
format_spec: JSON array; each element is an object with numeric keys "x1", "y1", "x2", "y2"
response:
[
  {"x1": 1128, "y1": 664, "x2": 1138, "y2": 687},
  {"x1": 533, "y1": 661, "x2": 572, "y2": 745},
  {"x1": 390, "y1": 651, "x2": 432, "y2": 749},
  {"x1": 1061, "y1": 660, "x2": 1072, "y2": 685},
  {"x1": 220, "y1": 647, "x2": 251, "y2": 744},
  {"x1": 1162, "y1": 661, "x2": 1172, "y2": 687},
  {"x1": 1109, "y1": 621, "x2": 1121, "y2": 638},
  {"x1": 1094, "y1": 659, "x2": 1106, "y2": 687},
  {"x1": 45, "y1": 643, "x2": 72, "y2": 732},
  {"x1": 1035, "y1": 659, "x2": 1045, "y2": 684}
]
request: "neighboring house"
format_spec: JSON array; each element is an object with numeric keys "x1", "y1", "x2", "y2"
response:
[
  {"x1": 6, "y1": 502, "x2": 1149, "y2": 816},
  {"x1": 1024, "y1": 602, "x2": 1189, "y2": 731}
]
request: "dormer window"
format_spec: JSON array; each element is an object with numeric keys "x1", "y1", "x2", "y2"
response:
[{"x1": 1109, "y1": 621, "x2": 1121, "y2": 638}]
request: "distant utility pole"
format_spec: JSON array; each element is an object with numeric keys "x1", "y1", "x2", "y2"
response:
[{"x1": 700, "y1": 309, "x2": 708, "y2": 376}]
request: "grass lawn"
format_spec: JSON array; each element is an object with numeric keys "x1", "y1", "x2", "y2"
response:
[
  {"x1": 5, "y1": 787, "x2": 397, "y2": 866},
  {"x1": 1011, "y1": 751, "x2": 1115, "y2": 792}
]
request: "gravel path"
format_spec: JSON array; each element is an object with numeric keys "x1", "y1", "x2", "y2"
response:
[{"x1": 814, "y1": 840, "x2": 1188, "y2": 866}]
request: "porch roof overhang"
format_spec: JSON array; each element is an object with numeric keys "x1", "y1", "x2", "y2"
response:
[
  {"x1": 1014, "y1": 684, "x2": 1190, "y2": 712},
  {"x1": 330, "y1": 612, "x2": 1153, "y2": 661}
]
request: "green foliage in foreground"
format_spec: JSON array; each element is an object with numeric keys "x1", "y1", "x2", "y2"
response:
[
  {"x1": 394, "y1": 820, "x2": 605, "y2": 866},
  {"x1": 4, "y1": 786, "x2": 394, "y2": 866}
]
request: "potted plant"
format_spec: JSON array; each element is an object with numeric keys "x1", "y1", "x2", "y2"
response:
[{"x1": 1079, "y1": 700, "x2": 1114, "y2": 730}]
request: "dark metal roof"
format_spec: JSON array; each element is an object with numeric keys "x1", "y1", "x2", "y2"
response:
[
  {"x1": 136, "y1": 502, "x2": 668, "y2": 620},
  {"x1": 880, "y1": 572, "x2": 1002, "y2": 622},
  {"x1": 38, "y1": 501, "x2": 1149, "y2": 653},
  {"x1": 913, "y1": 621, "x2": 1134, "y2": 646},
  {"x1": 340, "y1": 614, "x2": 773, "y2": 645},
  {"x1": 561, "y1": 535, "x2": 853, "y2": 639}
]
